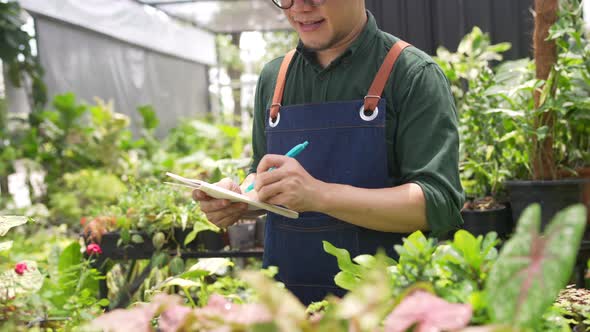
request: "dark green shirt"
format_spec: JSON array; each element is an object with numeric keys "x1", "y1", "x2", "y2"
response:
[{"x1": 249, "y1": 11, "x2": 464, "y2": 236}]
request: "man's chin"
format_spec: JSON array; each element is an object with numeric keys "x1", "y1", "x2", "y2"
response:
[{"x1": 300, "y1": 40, "x2": 332, "y2": 52}]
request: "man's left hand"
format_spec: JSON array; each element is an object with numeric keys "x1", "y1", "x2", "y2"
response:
[{"x1": 255, "y1": 154, "x2": 324, "y2": 212}]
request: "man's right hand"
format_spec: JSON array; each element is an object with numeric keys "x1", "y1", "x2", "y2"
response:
[{"x1": 192, "y1": 178, "x2": 248, "y2": 228}]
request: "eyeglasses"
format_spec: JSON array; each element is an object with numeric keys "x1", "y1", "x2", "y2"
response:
[{"x1": 271, "y1": 0, "x2": 326, "y2": 10}]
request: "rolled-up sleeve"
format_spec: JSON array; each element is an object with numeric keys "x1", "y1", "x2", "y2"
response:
[{"x1": 395, "y1": 63, "x2": 464, "y2": 236}]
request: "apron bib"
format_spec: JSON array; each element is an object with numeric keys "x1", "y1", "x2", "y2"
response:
[{"x1": 262, "y1": 41, "x2": 411, "y2": 305}]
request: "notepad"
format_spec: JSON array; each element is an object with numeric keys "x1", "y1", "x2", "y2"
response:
[{"x1": 165, "y1": 172, "x2": 299, "y2": 219}]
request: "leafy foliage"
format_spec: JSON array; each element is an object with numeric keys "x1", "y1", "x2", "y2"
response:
[
  {"x1": 0, "y1": 1, "x2": 46, "y2": 107},
  {"x1": 436, "y1": 27, "x2": 535, "y2": 198},
  {"x1": 486, "y1": 204, "x2": 587, "y2": 328}
]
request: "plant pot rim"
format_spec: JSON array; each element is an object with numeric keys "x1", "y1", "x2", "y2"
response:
[
  {"x1": 461, "y1": 205, "x2": 507, "y2": 213},
  {"x1": 505, "y1": 178, "x2": 590, "y2": 186}
]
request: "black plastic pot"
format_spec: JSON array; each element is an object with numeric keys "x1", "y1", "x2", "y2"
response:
[
  {"x1": 460, "y1": 204, "x2": 513, "y2": 239},
  {"x1": 173, "y1": 229, "x2": 224, "y2": 251},
  {"x1": 95, "y1": 228, "x2": 224, "y2": 260},
  {"x1": 99, "y1": 231, "x2": 154, "y2": 260},
  {"x1": 506, "y1": 179, "x2": 590, "y2": 231},
  {"x1": 228, "y1": 223, "x2": 256, "y2": 250}
]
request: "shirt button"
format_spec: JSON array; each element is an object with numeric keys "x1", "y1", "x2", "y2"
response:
[{"x1": 318, "y1": 74, "x2": 327, "y2": 81}]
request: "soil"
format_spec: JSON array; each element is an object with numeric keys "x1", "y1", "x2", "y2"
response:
[
  {"x1": 558, "y1": 285, "x2": 590, "y2": 307},
  {"x1": 462, "y1": 196, "x2": 505, "y2": 211}
]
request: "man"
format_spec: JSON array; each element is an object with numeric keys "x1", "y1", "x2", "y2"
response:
[{"x1": 193, "y1": 0, "x2": 464, "y2": 305}]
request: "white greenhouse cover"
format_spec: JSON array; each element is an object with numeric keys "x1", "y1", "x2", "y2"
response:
[{"x1": 18, "y1": 0, "x2": 216, "y2": 65}]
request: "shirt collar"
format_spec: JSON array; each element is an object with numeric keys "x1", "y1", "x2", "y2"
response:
[{"x1": 296, "y1": 10, "x2": 379, "y2": 70}]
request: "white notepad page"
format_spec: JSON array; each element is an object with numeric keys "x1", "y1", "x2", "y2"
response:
[{"x1": 165, "y1": 172, "x2": 299, "y2": 219}]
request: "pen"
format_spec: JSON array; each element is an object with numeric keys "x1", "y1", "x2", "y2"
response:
[{"x1": 244, "y1": 141, "x2": 309, "y2": 193}]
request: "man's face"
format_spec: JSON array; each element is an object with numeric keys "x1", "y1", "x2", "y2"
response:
[{"x1": 284, "y1": 0, "x2": 364, "y2": 51}]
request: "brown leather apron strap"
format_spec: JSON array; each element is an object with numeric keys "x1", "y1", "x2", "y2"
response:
[
  {"x1": 269, "y1": 41, "x2": 411, "y2": 119},
  {"x1": 270, "y1": 49, "x2": 296, "y2": 120},
  {"x1": 363, "y1": 40, "x2": 411, "y2": 112}
]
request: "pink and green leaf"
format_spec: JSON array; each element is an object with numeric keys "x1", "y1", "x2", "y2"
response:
[{"x1": 486, "y1": 203, "x2": 587, "y2": 328}]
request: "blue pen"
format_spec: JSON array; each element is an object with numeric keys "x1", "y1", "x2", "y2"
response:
[{"x1": 245, "y1": 141, "x2": 309, "y2": 193}]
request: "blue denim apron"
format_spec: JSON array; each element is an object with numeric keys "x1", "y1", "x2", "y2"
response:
[{"x1": 262, "y1": 41, "x2": 411, "y2": 305}]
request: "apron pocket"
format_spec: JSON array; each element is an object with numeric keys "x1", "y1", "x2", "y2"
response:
[{"x1": 263, "y1": 214, "x2": 359, "y2": 287}]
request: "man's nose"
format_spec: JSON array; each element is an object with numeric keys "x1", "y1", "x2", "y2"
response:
[{"x1": 291, "y1": 0, "x2": 314, "y2": 11}]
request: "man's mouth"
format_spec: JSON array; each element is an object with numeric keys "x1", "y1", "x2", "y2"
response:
[{"x1": 295, "y1": 18, "x2": 325, "y2": 32}]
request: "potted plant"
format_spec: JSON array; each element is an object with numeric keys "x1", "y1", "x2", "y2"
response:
[
  {"x1": 504, "y1": 0, "x2": 590, "y2": 229},
  {"x1": 83, "y1": 181, "x2": 222, "y2": 260},
  {"x1": 435, "y1": 27, "x2": 522, "y2": 238}
]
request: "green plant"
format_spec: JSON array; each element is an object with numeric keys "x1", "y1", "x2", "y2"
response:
[
  {"x1": 48, "y1": 168, "x2": 127, "y2": 225},
  {"x1": 0, "y1": 216, "x2": 108, "y2": 329},
  {"x1": 436, "y1": 27, "x2": 535, "y2": 200},
  {"x1": 534, "y1": 0, "x2": 590, "y2": 178},
  {"x1": 87, "y1": 204, "x2": 586, "y2": 331},
  {"x1": 0, "y1": 1, "x2": 46, "y2": 108},
  {"x1": 435, "y1": 27, "x2": 511, "y2": 108},
  {"x1": 84, "y1": 181, "x2": 217, "y2": 252},
  {"x1": 35, "y1": 241, "x2": 107, "y2": 328},
  {"x1": 486, "y1": 203, "x2": 586, "y2": 329}
]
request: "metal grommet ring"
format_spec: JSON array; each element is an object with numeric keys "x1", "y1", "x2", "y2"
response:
[
  {"x1": 269, "y1": 112, "x2": 281, "y2": 127},
  {"x1": 359, "y1": 105, "x2": 379, "y2": 121}
]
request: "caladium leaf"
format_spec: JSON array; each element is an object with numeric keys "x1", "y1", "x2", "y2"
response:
[
  {"x1": 239, "y1": 270, "x2": 307, "y2": 332},
  {"x1": 486, "y1": 203, "x2": 587, "y2": 328},
  {"x1": 185, "y1": 294, "x2": 273, "y2": 330},
  {"x1": 384, "y1": 290, "x2": 472, "y2": 332},
  {"x1": 0, "y1": 260, "x2": 44, "y2": 301},
  {"x1": 90, "y1": 294, "x2": 179, "y2": 332},
  {"x1": 0, "y1": 216, "x2": 28, "y2": 236},
  {"x1": 459, "y1": 326, "x2": 521, "y2": 332}
]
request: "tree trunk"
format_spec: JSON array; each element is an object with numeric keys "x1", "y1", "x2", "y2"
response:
[
  {"x1": 228, "y1": 32, "x2": 242, "y2": 126},
  {"x1": 532, "y1": 0, "x2": 559, "y2": 180}
]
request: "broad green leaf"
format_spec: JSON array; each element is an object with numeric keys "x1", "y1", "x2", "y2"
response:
[
  {"x1": 453, "y1": 230, "x2": 483, "y2": 270},
  {"x1": 58, "y1": 242, "x2": 82, "y2": 275},
  {"x1": 323, "y1": 241, "x2": 362, "y2": 275},
  {"x1": 184, "y1": 222, "x2": 218, "y2": 246},
  {"x1": 97, "y1": 298, "x2": 110, "y2": 306},
  {"x1": 131, "y1": 234, "x2": 144, "y2": 244},
  {"x1": 162, "y1": 277, "x2": 200, "y2": 289},
  {"x1": 187, "y1": 258, "x2": 233, "y2": 276},
  {"x1": 177, "y1": 269, "x2": 210, "y2": 280},
  {"x1": 395, "y1": 231, "x2": 436, "y2": 265},
  {"x1": 0, "y1": 216, "x2": 28, "y2": 236},
  {"x1": 486, "y1": 204, "x2": 587, "y2": 328},
  {"x1": 333, "y1": 271, "x2": 359, "y2": 291},
  {"x1": 352, "y1": 255, "x2": 376, "y2": 268},
  {"x1": 137, "y1": 105, "x2": 159, "y2": 130}
]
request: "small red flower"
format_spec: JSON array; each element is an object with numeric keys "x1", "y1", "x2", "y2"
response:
[
  {"x1": 80, "y1": 217, "x2": 87, "y2": 226},
  {"x1": 86, "y1": 243, "x2": 102, "y2": 255},
  {"x1": 14, "y1": 262, "x2": 28, "y2": 275}
]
